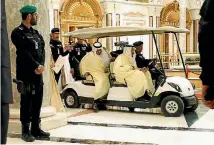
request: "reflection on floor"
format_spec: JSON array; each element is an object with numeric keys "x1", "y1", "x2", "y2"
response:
[
  {"x1": 8, "y1": 101, "x2": 213, "y2": 145},
  {"x1": 184, "y1": 100, "x2": 209, "y2": 127}
]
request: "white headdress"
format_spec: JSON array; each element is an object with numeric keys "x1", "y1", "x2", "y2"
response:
[
  {"x1": 93, "y1": 42, "x2": 110, "y2": 67},
  {"x1": 123, "y1": 47, "x2": 136, "y2": 66}
]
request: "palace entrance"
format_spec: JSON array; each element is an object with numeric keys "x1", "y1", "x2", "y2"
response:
[
  {"x1": 59, "y1": 0, "x2": 103, "y2": 44},
  {"x1": 159, "y1": 0, "x2": 192, "y2": 67}
]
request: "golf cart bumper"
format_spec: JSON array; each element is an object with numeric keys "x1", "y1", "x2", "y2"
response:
[{"x1": 183, "y1": 95, "x2": 197, "y2": 107}]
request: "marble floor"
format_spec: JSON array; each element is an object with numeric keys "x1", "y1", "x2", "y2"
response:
[{"x1": 8, "y1": 100, "x2": 214, "y2": 145}]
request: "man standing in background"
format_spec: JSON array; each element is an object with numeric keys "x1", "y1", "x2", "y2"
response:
[
  {"x1": 69, "y1": 38, "x2": 92, "y2": 80},
  {"x1": 50, "y1": 28, "x2": 73, "y2": 83},
  {"x1": 1, "y1": 0, "x2": 13, "y2": 144}
]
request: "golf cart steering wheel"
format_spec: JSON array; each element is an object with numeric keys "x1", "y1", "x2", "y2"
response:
[
  {"x1": 148, "y1": 59, "x2": 164, "y2": 76},
  {"x1": 147, "y1": 58, "x2": 157, "y2": 70}
]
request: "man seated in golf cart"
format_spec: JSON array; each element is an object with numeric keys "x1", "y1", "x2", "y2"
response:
[
  {"x1": 79, "y1": 42, "x2": 110, "y2": 100},
  {"x1": 113, "y1": 47, "x2": 152, "y2": 101},
  {"x1": 133, "y1": 41, "x2": 155, "y2": 94}
]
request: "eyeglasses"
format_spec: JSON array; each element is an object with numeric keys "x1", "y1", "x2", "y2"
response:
[{"x1": 31, "y1": 13, "x2": 38, "y2": 17}]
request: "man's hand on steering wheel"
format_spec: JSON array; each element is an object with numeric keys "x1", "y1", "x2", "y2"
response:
[
  {"x1": 147, "y1": 59, "x2": 156, "y2": 70},
  {"x1": 141, "y1": 67, "x2": 148, "y2": 72}
]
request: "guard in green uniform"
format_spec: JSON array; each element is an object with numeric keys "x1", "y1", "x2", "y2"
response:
[{"x1": 11, "y1": 5, "x2": 50, "y2": 142}]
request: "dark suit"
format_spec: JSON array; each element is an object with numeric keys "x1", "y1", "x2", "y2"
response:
[
  {"x1": 1, "y1": 0, "x2": 13, "y2": 144},
  {"x1": 69, "y1": 43, "x2": 92, "y2": 80},
  {"x1": 198, "y1": 0, "x2": 214, "y2": 86},
  {"x1": 11, "y1": 23, "x2": 45, "y2": 125},
  {"x1": 135, "y1": 53, "x2": 151, "y2": 68}
]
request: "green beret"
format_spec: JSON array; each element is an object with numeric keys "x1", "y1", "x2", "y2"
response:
[{"x1": 20, "y1": 5, "x2": 37, "y2": 14}]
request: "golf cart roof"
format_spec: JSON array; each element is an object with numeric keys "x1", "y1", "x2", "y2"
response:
[{"x1": 62, "y1": 26, "x2": 189, "y2": 39}]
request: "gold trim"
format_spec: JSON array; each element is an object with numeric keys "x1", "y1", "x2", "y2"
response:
[
  {"x1": 60, "y1": 0, "x2": 103, "y2": 44},
  {"x1": 160, "y1": 1, "x2": 192, "y2": 30}
]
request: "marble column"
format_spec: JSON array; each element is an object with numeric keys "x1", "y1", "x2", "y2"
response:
[
  {"x1": 179, "y1": 0, "x2": 186, "y2": 53},
  {"x1": 149, "y1": 16, "x2": 153, "y2": 59},
  {"x1": 193, "y1": 20, "x2": 199, "y2": 53},
  {"x1": 106, "y1": 13, "x2": 113, "y2": 52},
  {"x1": 116, "y1": 14, "x2": 120, "y2": 43},
  {"x1": 54, "y1": 9, "x2": 59, "y2": 27},
  {"x1": 6, "y1": 0, "x2": 67, "y2": 133}
]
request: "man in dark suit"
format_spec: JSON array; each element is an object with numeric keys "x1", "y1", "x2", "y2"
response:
[
  {"x1": 50, "y1": 28, "x2": 73, "y2": 83},
  {"x1": 69, "y1": 38, "x2": 92, "y2": 80},
  {"x1": 133, "y1": 41, "x2": 151, "y2": 70},
  {"x1": 11, "y1": 5, "x2": 50, "y2": 142},
  {"x1": 1, "y1": 0, "x2": 13, "y2": 144},
  {"x1": 198, "y1": 0, "x2": 214, "y2": 108}
]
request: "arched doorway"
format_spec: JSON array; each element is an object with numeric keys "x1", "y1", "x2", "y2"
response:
[
  {"x1": 159, "y1": 1, "x2": 192, "y2": 67},
  {"x1": 59, "y1": 0, "x2": 103, "y2": 44}
]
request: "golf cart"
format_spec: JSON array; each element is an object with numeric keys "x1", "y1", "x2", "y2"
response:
[{"x1": 61, "y1": 26, "x2": 198, "y2": 117}]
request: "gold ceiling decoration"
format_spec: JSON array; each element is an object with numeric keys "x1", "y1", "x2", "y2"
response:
[
  {"x1": 59, "y1": 0, "x2": 103, "y2": 44},
  {"x1": 60, "y1": 0, "x2": 103, "y2": 24},
  {"x1": 160, "y1": 0, "x2": 192, "y2": 30}
]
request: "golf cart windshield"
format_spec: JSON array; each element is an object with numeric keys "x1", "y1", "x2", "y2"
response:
[{"x1": 63, "y1": 26, "x2": 189, "y2": 78}]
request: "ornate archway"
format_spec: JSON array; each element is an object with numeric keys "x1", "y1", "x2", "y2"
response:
[
  {"x1": 160, "y1": 0, "x2": 192, "y2": 29},
  {"x1": 159, "y1": 1, "x2": 192, "y2": 67},
  {"x1": 60, "y1": 0, "x2": 103, "y2": 43}
]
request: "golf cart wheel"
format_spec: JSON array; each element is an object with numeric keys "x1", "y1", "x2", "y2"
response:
[
  {"x1": 185, "y1": 97, "x2": 199, "y2": 112},
  {"x1": 93, "y1": 103, "x2": 98, "y2": 112},
  {"x1": 161, "y1": 95, "x2": 184, "y2": 117},
  {"x1": 128, "y1": 107, "x2": 135, "y2": 112},
  {"x1": 64, "y1": 91, "x2": 79, "y2": 108}
]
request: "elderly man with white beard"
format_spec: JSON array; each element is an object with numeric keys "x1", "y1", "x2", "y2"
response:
[
  {"x1": 113, "y1": 47, "x2": 154, "y2": 101},
  {"x1": 79, "y1": 42, "x2": 111, "y2": 100}
]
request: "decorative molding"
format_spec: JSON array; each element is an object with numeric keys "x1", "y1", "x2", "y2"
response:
[
  {"x1": 127, "y1": 0, "x2": 149, "y2": 3},
  {"x1": 123, "y1": 12, "x2": 145, "y2": 17},
  {"x1": 124, "y1": 20, "x2": 146, "y2": 26}
]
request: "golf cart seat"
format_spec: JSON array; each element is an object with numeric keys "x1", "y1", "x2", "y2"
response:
[{"x1": 109, "y1": 73, "x2": 127, "y2": 87}]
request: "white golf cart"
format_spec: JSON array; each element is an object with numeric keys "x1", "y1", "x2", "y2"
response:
[{"x1": 61, "y1": 26, "x2": 198, "y2": 117}]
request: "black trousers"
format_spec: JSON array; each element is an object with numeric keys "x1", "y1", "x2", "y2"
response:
[
  {"x1": 20, "y1": 83, "x2": 43, "y2": 125},
  {"x1": 54, "y1": 70, "x2": 61, "y2": 84},
  {"x1": 1, "y1": 103, "x2": 9, "y2": 144},
  {"x1": 73, "y1": 67, "x2": 82, "y2": 81}
]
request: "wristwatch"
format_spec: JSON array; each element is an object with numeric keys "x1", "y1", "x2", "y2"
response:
[{"x1": 38, "y1": 65, "x2": 42, "y2": 69}]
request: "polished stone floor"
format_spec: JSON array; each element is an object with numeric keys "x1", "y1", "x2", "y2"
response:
[{"x1": 8, "y1": 100, "x2": 213, "y2": 145}]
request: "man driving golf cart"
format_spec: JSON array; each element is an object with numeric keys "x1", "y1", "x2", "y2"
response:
[
  {"x1": 79, "y1": 42, "x2": 110, "y2": 100},
  {"x1": 133, "y1": 41, "x2": 155, "y2": 94},
  {"x1": 113, "y1": 47, "x2": 154, "y2": 101}
]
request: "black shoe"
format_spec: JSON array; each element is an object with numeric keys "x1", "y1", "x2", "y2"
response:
[
  {"x1": 31, "y1": 129, "x2": 50, "y2": 139},
  {"x1": 21, "y1": 123, "x2": 35, "y2": 142},
  {"x1": 31, "y1": 121, "x2": 50, "y2": 138},
  {"x1": 21, "y1": 133, "x2": 35, "y2": 142}
]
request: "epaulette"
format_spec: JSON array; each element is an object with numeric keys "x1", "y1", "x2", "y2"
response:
[
  {"x1": 18, "y1": 26, "x2": 24, "y2": 31},
  {"x1": 50, "y1": 44, "x2": 55, "y2": 48}
]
